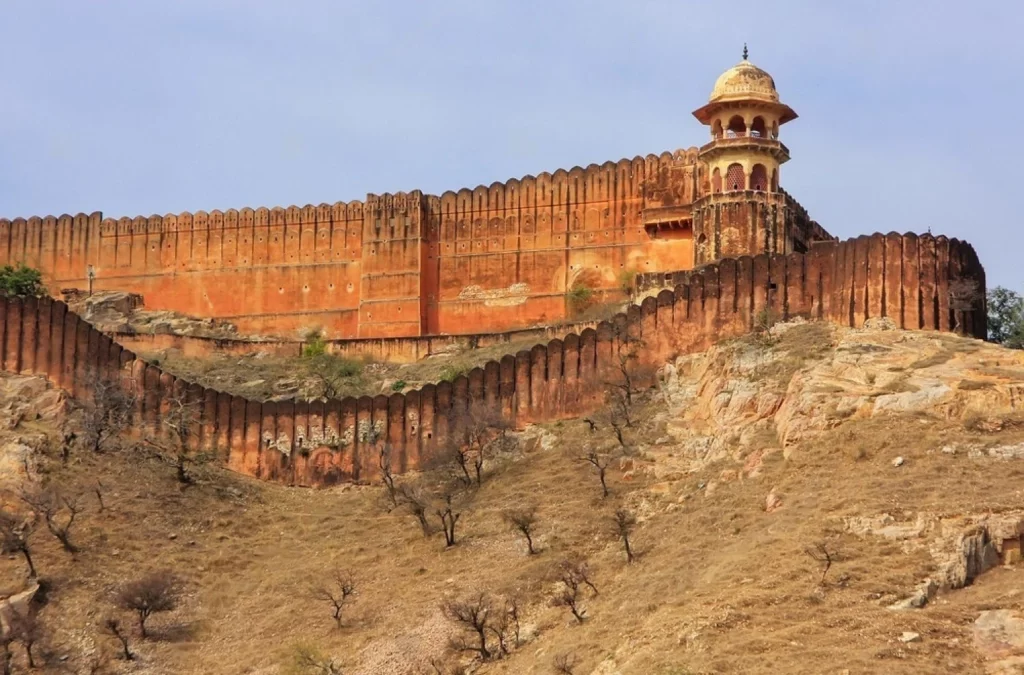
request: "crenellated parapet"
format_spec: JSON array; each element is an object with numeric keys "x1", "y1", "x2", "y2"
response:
[{"x1": 0, "y1": 233, "x2": 986, "y2": 488}]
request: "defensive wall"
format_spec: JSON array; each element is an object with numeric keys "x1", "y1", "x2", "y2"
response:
[
  {"x1": 0, "y1": 149, "x2": 825, "y2": 341},
  {"x1": 0, "y1": 233, "x2": 985, "y2": 488}
]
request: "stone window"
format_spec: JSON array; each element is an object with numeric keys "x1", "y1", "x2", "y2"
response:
[
  {"x1": 726, "y1": 163, "x2": 745, "y2": 191},
  {"x1": 750, "y1": 164, "x2": 768, "y2": 191}
]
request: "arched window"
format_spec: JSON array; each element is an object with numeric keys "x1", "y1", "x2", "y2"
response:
[
  {"x1": 726, "y1": 115, "x2": 746, "y2": 138},
  {"x1": 750, "y1": 164, "x2": 768, "y2": 191},
  {"x1": 751, "y1": 117, "x2": 766, "y2": 138},
  {"x1": 711, "y1": 167, "x2": 722, "y2": 193},
  {"x1": 726, "y1": 163, "x2": 745, "y2": 191},
  {"x1": 771, "y1": 121, "x2": 779, "y2": 139},
  {"x1": 712, "y1": 119, "x2": 723, "y2": 139},
  {"x1": 771, "y1": 168, "x2": 778, "y2": 192}
]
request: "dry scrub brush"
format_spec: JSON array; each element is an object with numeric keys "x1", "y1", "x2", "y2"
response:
[
  {"x1": 312, "y1": 570, "x2": 356, "y2": 627},
  {"x1": 113, "y1": 570, "x2": 183, "y2": 638}
]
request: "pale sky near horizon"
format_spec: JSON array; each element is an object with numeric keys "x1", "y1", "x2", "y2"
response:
[{"x1": 1, "y1": 1, "x2": 1019, "y2": 289}]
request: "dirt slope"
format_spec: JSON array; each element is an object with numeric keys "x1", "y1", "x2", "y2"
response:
[{"x1": 2, "y1": 323, "x2": 1024, "y2": 674}]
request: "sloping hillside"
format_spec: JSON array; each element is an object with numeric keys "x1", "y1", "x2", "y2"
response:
[{"x1": 2, "y1": 322, "x2": 1024, "y2": 674}]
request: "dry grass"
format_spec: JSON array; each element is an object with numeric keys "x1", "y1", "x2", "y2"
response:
[
  {"x1": 748, "y1": 322, "x2": 835, "y2": 387},
  {"x1": 5, "y1": 338, "x2": 1024, "y2": 672}
]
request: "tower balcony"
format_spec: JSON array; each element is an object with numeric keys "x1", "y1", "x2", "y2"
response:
[{"x1": 698, "y1": 135, "x2": 790, "y2": 163}]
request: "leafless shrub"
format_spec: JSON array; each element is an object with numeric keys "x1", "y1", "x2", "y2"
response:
[
  {"x1": 446, "y1": 404, "x2": 513, "y2": 486},
  {"x1": 379, "y1": 445, "x2": 398, "y2": 509},
  {"x1": 146, "y1": 390, "x2": 207, "y2": 485},
  {"x1": 553, "y1": 651, "x2": 579, "y2": 674},
  {"x1": 436, "y1": 482, "x2": 471, "y2": 548},
  {"x1": 313, "y1": 570, "x2": 356, "y2": 627},
  {"x1": 114, "y1": 570, "x2": 182, "y2": 638},
  {"x1": 396, "y1": 482, "x2": 432, "y2": 535},
  {"x1": 0, "y1": 511, "x2": 36, "y2": 578},
  {"x1": 804, "y1": 541, "x2": 839, "y2": 585},
  {"x1": 440, "y1": 592, "x2": 521, "y2": 662},
  {"x1": 441, "y1": 593, "x2": 494, "y2": 661},
  {"x1": 7, "y1": 607, "x2": 42, "y2": 669},
  {"x1": 20, "y1": 485, "x2": 82, "y2": 554},
  {"x1": 286, "y1": 643, "x2": 343, "y2": 675},
  {"x1": 554, "y1": 557, "x2": 598, "y2": 623},
  {"x1": 601, "y1": 328, "x2": 655, "y2": 430},
  {"x1": 613, "y1": 508, "x2": 637, "y2": 563},
  {"x1": 578, "y1": 449, "x2": 611, "y2": 498},
  {"x1": 502, "y1": 506, "x2": 539, "y2": 555},
  {"x1": 103, "y1": 618, "x2": 133, "y2": 661},
  {"x1": 79, "y1": 374, "x2": 136, "y2": 453}
]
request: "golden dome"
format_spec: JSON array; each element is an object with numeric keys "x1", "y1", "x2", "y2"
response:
[{"x1": 709, "y1": 58, "x2": 779, "y2": 104}]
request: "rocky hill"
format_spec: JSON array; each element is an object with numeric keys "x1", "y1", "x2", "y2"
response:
[{"x1": 0, "y1": 321, "x2": 1023, "y2": 674}]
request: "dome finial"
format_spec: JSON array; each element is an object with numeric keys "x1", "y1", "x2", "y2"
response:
[{"x1": 742, "y1": 43, "x2": 748, "y2": 60}]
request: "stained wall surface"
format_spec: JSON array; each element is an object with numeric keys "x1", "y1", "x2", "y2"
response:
[
  {"x1": 0, "y1": 149, "x2": 730, "y2": 339},
  {"x1": 0, "y1": 233, "x2": 986, "y2": 488}
]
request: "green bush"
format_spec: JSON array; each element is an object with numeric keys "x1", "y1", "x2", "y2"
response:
[
  {"x1": 567, "y1": 283, "x2": 594, "y2": 314},
  {"x1": 0, "y1": 264, "x2": 44, "y2": 298},
  {"x1": 391, "y1": 380, "x2": 407, "y2": 392},
  {"x1": 439, "y1": 365, "x2": 466, "y2": 383},
  {"x1": 302, "y1": 334, "x2": 328, "y2": 359},
  {"x1": 618, "y1": 269, "x2": 638, "y2": 295}
]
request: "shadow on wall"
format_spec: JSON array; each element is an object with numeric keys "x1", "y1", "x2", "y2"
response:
[{"x1": 0, "y1": 232, "x2": 986, "y2": 488}]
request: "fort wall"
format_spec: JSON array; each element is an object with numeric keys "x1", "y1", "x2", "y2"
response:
[
  {"x1": 0, "y1": 150, "x2": 705, "y2": 340},
  {"x1": 0, "y1": 233, "x2": 985, "y2": 487}
]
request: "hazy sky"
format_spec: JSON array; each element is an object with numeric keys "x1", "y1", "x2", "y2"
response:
[{"x1": 1, "y1": 1, "x2": 1018, "y2": 288}]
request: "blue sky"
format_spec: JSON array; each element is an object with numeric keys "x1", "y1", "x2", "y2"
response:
[{"x1": 1, "y1": 1, "x2": 1018, "y2": 288}]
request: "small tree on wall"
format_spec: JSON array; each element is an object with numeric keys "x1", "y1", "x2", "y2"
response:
[{"x1": 0, "y1": 265, "x2": 45, "y2": 298}]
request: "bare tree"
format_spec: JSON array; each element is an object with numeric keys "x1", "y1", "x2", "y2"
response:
[
  {"x1": 79, "y1": 374, "x2": 136, "y2": 453},
  {"x1": 154, "y1": 390, "x2": 206, "y2": 485},
  {"x1": 613, "y1": 508, "x2": 637, "y2": 563},
  {"x1": 94, "y1": 479, "x2": 106, "y2": 513},
  {"x1": 0, "y1": 511, "x2": 36, "y2": 578},
  {"x1": 578, "y1": 449, "x2": 611, "y2": 498},
  {"x1": 396, "y1": 483, "x2": 432, "y2": 535},
  {"x1": 582, "y1": 418, "x2": 598, "y2": 432},
  {"x1": 103, "y1": 618, "x2": 133, "y2": 661},
  {"x1": 20, "y1": 485, "x2": 82, "y2": 554},
  {"x1": 441, "y1": 593, "x2": 494, "y2": 661},
  {"x1": 554, "y1": 557, "x2": 599, "y2": 624},
  {"x1": 7, "y1": 607, "x2": 42, "y2": 669},
  {"x1": 601, "y1": 327, "x2": 654, "y2": 428},
  {"x1": 378, "y1": 445, "x2": 399, "y2": 509},
  {"x1": 114, "y1": 571, "x2": 182, "y2": 638},
  {"x1": 446, "y1": 405, "x2": 512, "y2": 487},
  {"x1": 313, "y1": 570, "x2": 356, "y2": 627},
  {"x1": 436, "y1": 483, "x2": 470, "y2": 548},
  {"x1": 502, "y1": 506, "x2": 539, "y2": 555},
  {"x1": 804, "y1": 541, "x2": 839, "y2": 585},
  {"x1": 553, "y1": 651, "x2": 579, "y2": 674},
  {"x1": 440, "y1": 592, "x2": 520, "y2": 662}
]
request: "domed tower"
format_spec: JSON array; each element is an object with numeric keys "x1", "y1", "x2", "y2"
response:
[{"x1": 690, "y1": 47, "x2": 830, "y2": 264}]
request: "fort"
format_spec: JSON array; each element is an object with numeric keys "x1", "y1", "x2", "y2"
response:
[
  {"x1": 0, "y1": 55, "x2": 989, "y2": 488},
  {"x1": 0, "y1": 53, "x2": 832, "y2": 340}
]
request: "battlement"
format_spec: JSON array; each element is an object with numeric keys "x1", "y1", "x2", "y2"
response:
[{"x1": 0, "y1": 232, "x2": 986, "y2": 487}]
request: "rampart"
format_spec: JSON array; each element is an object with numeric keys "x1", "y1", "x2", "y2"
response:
[
  {"x1": 0, "y1": 149, "x2": 719, "y2": 340},
  {"x1": 0, "y1": 233, "x2": 985, "y2": 487}
]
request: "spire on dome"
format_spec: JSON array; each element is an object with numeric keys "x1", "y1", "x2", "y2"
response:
[{"x1": 742, "y1": 43, "x2": 748, "y2": 61}]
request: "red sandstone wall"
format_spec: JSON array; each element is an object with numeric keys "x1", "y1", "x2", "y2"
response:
[
  {"x1": 0, "y1": 151, "x2": 702, "y2": 340},
  {"x1": 0, "y1": 233, "x2": 986, "y2": 488}
]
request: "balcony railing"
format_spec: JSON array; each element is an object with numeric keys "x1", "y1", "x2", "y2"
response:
[{"x1": 699, "y1": 136, "x2": 790, "y2": 155}]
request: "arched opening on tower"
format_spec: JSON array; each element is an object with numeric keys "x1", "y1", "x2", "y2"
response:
[
  {"x1": 726, "y1": 163, "x2": 745, "y2": 191},
  {"x1": 726, "y1": 116, "x2": 746, "y2": 138},
  {"x1": 771, "y1": 168, "x2": 778, "y2": 192},
  {"x1": 751, "y1": 117, "x2": 766, "y2": 138},
  {"x1": 750, "y1": 164, "x2": 768, "y2": 191},
  {"x1": 711, "y1": 168, "x2": 722, "y2": 193},
  {"x1": 712, "y1": 119, "x2": 723, "y2": 139}
]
